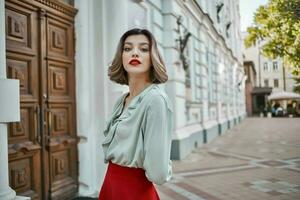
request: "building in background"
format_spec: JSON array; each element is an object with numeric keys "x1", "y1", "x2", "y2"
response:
[
  {"x1": 244, "y1": 61, "x2": 256, "y2": 116},
  {"x1": 0, "y1": 0, "x2": 245, "y2": 199},
  {"x1": 242, "y1": 34, "x2": 297, "y2": 92},
  {"x1": 242, "y1": 32, "x2": 297, "y2": 115}
]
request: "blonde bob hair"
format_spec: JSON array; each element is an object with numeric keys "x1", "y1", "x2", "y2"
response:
[{"x1": 108, "y1": 28, "x2": 168, "y2": 85}]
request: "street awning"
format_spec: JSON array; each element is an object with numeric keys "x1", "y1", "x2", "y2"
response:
[
  {"x1": 268, "y1": 91, "x2": 300, "y2": 101},
  {"x1": 251, "y1": 87, "x2": 272, "y2": 94}
]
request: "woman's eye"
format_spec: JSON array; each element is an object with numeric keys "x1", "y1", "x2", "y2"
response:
[
  {"x1": 123, "y1": 47, "x2": 131, "y2": 51},
  {"x1": 141, "y1": 48, "x2": 149, "y2": 52}
]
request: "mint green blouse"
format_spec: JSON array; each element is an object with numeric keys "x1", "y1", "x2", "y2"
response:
[{"x1": 102, "y1": 84, "x2": 173, "y2": 185}]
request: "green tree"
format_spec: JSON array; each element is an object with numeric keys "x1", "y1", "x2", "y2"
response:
[{"x1": 244, "y1": 0, "x2": 300, "y2": 78}]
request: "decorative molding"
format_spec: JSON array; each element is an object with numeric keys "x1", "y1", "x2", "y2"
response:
[
  {"x1": 49, "y1": 135, "x2": 76, "y2": 147},
  {"x1": 35, "y1": 0, "x2": 77, "y2": 17},
  {"x1": 8, "y1": 142, "x2": 40, "y2": 154},
  {"x1": 38, "y1": 8, "x2": 47, "y2": 20},
  {"x1": 182, "y1": 0, "x2": 242, "y2": 66}
]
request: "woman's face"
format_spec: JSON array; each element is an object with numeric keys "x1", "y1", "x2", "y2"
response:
[{"x1": 122, "y1": 34, "x2": 152, "y2": 79}]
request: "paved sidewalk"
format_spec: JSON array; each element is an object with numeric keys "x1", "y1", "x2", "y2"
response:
[{"x1": 156, "y1": 118, "x2": 300, "y2": 200}]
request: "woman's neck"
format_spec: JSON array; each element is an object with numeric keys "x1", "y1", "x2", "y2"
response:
[{"x1": 127, "y1": 78, "x2": 152, "y2": 99}]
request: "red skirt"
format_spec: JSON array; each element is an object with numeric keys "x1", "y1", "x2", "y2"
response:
[{"x1": 98, "y1": 161, "x2": 160, "y2": 200}]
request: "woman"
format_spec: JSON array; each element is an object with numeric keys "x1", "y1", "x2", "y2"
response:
[{"x1": 99, "y1": 28, "x2": 174, "y2": 200}]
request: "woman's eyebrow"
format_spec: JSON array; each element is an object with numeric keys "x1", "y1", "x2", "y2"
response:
[
  {"x1": 124, "y1": 42, "x2": 149, "y2": 46},
  {"x1": 139, "y1": 42, "x2": 149, "y2": 46}
]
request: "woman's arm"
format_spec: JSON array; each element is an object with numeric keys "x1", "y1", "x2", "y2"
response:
[{"x1": 142, "y1": 94, "x2": 173, "y2": 185}]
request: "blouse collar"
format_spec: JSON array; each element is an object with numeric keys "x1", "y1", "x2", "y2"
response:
[
  {"x1": 110, "y1": 83, "x2": 155, "y2": 121},
  {"x1": 121, "y1": 83, "x2": 156, "y2": 110}
]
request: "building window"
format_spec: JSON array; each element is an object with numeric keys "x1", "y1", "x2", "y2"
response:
[
  {"x1": 195, "y1": 75, "x2": 202, "y2": 100},
  {"x1": 274, "y1": 79, "x2": 279, "y2": 87},
  {"x1": 263, "y1": 62, "x2": 268, "y2": 71},
  {"x1": 273, "y1": 61, "x2": 278, "y2": 71},
  {"x1": 264, "y1": 79, "x2": 269, "y2": 87}
]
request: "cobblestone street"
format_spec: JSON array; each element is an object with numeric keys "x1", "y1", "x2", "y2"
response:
[{"x1": 157, "y1": 118, "x2": 300, "y2": 200}]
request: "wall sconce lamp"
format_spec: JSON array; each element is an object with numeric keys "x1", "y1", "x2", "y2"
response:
[
  {"x1": 176, "y1": 15, "x2": 191, "y2": 71},
  {"x1": 226, "y1": 21, "x2": 231, "y2": 37},
  {"x1": 226, "y1": 22, "x2": 231, "y2": 30},
  {"x1": 237, "y1": 74, "x2": 247, "y2": 92},
  {"x1": 216, "y1": 2, "x2": 224, "y2": 23}
]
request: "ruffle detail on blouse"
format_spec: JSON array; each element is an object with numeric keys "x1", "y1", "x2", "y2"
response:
[
  {"x1": 102, "y1": 84, "x2": 172, "y2": 147},
  {"x1": 102, "y1": 93, "x2": 128, "y2": 137},
  {"x1": 102, "y1": 123, "x2": 118, "y2": 145}
]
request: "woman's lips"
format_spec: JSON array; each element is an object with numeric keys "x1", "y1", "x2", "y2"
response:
[{"x1": 129, "y1": 59, "x2": 141, "y2": 66}]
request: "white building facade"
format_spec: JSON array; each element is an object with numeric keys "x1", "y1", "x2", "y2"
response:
[{"x1": 0, "y1": 0, "x2": 245, "y2": 199}]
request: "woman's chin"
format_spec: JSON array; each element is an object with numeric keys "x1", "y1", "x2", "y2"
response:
[{"x1": 126, "y1": 69, "x2": 148, "y2": 75}]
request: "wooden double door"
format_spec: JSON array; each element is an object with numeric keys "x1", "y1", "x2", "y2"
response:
[{"x1": 5, "y1": 0, "x2": 78, "y2": 199}]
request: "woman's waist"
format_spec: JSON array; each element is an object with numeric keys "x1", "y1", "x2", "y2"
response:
[{"x1": 108, "y1": 160, "x2": 146, "y2": 178}]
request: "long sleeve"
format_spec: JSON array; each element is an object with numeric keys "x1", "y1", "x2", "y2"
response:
[{"x1": 142, "y1": 94, "x2": 173, "y2": 185}]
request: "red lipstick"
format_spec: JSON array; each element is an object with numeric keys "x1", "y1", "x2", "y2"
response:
[{"x1": 129, "y1": 59, "x2": 141, "y2": 66}]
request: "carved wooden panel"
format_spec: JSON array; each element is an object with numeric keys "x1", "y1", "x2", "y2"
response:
[
  {"x1": 49, "y1": 105, "x2": 72, "y2": 136},
  {"x1": 5, "y1": 2, "x2": 37, "y2": 54},
  {"x1": 8, "y1": 60, "x2": 28, "y2": 91},
  {"x1": 48, "y1": 61, "x2": 72, "y2": 100},
  {"x1": 49, "y1": 147, "x2": 77, "y2": 200},
  {"x1": 9, "y1": 152, "x2": 41, "y2": 200},
  {"x1": 6, "y1": 9, "x2": 28, "y2": 45},
  {"x1": 54, "y1": 111, "x2": 67, "y2": 132},
  {"x1": 6, "y1": 54, "x2": 38, "y2": 101},
  {"x1": 51, "y1": 150, "x2": 70, "y2": 181},
  {"x1": 10, "y1": 159, "x2": 31, "y2": 190},
  {"x1": 9, "y1": 107, "x2": 30, "y2": 141},
  {"x1": 47, "y1": 17, "x2": 73, "y2": 59},
  {"x1": 49, "y1": 25, "x2": 66, "y2": 52},
  {"x1": 7, "y1": 103, "x2": 41, "y2": 148}
]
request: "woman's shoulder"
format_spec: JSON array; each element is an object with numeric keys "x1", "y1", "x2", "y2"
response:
[
  {"x1": 144, "y1": 84, "x2": 173, "y2": 112},
  {"x1": 145, "y1": 84, "x2": 167, "y2": 101}
]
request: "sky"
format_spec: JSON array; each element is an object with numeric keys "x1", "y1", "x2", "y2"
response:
[{"x1": 239, "y1": 0, "x2": 269, "y2": 32}]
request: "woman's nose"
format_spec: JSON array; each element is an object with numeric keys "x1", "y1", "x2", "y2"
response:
[{"x1": 132, "y1": 47, "x2": 139, "y2": 57}]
